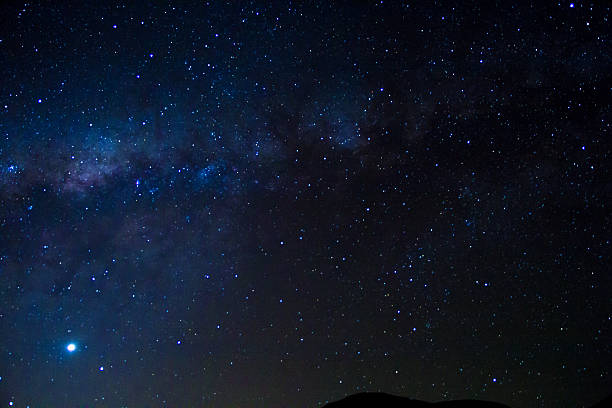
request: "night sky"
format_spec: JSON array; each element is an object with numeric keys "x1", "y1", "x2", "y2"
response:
[{"x1": 0, "y1": 1, "x2": 610, "y2": 407}]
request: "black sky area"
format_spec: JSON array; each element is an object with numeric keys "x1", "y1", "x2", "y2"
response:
[{"x1": 0, "y1": 1, "x2": 610, "y2": 407}]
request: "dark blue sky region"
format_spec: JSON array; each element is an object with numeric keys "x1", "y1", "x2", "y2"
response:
[{"x1": 0, "y1": 1, "x2": 610, "y2": 407}]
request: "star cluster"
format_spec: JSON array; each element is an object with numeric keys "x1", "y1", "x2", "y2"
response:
[{"x1": 0, "y1": 1, "x2": 610, "y2": 407}]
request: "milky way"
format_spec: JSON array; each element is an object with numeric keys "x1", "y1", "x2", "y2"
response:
[{"x1": 0, "y1": 2, "x2": 610, "y2": 407}]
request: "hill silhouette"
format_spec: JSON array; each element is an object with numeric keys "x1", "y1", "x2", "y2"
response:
[
  {"x1": 323, "y1": 392, "x2": 612, "y2": 408},
  {"x1": 590, "y1": 393, "x2": 612, "y2": 408},
  {"x1": 322, "y1": 393, "x2": 511, "y2": 408}
]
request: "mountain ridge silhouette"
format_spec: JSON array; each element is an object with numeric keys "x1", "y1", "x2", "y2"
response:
[{"x1": 322, "y1": 391, "x2": 612, "y2": 407}]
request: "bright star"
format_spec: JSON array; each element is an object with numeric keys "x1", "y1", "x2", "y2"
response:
[{"x1": 66, "y1": 343, "x2": 76, "y2": 352}]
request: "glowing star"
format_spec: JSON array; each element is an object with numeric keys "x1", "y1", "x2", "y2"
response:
[{"x1": 66, "y1": 343, "x2": 76, "y2": 352}]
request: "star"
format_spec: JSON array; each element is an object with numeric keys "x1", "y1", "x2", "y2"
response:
[{"x1": 66, "y1": 343, "x2": 76, "y2": 352}]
